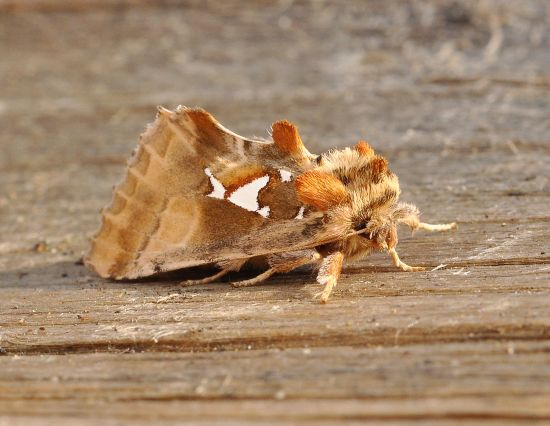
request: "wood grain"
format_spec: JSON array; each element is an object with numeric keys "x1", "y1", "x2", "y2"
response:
[
  {"x1": 1, "y1": 262, "x2": 549, "y2": 354},
  {"x1": 1, "y1": 342, "x2": 549, "y2": 423},
  {"x1": 0, "y1": 0, "x2": 549, "y2": 424}
]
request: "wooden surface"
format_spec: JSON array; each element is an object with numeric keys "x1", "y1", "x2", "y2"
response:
[{"x1": 1, "y1": 1, "x2": 549, "y2": 424}]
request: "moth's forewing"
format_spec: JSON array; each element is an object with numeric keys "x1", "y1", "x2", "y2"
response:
[
  {"x1": 137, "y1": 212, "x2": 340, "y2": 277},
  {"x1": 85, "y1": 107, "x2": 321, "y2": 279}
]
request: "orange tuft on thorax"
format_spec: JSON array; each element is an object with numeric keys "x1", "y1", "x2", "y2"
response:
[
  {"x1": 355, "y1": 140, "x2": 375, "y2": 157},
  {"x1": 295, "y1": 170, "x2": 349, "y2": 211},
  {"x1": 272, "y1": 120, "x2": 305, "y2": 156},
  {"x1": 370, "y1": 156, "x2": 389, "y2": 177}
]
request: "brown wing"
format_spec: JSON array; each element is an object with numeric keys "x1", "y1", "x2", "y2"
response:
[{"x1": 85, "y1": 106, "x2": 336, "y2": 279}]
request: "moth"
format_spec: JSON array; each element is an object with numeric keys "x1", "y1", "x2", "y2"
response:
[{"x1": 86, "y1": 106, "x2": 456, "y2": 303}]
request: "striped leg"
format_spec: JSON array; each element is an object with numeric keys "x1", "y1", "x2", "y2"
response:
[
  {"x1": 388, "y1": 247, "x2": 425, "y2": 272},
  {"x1": 181, "y1": 259, "x2": 247, "y2": 286},
  {"x1": 232, "y1": 250, "x2": 320, "y2": 288},
  {"x1": 314, "y1": 251, "x2": 345, "y2": 304}
]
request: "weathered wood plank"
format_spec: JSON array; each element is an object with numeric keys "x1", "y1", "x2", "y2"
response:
[
  {"x1": 1, "y1": 402, "x2": 549, "y2": 426},
  {"x1": 1, "y1": 2, "x2": 549, "y2": 172},
  {"x1": 1, "y1": 264, "x2": 548, "y2": 354},
  {"x1": 0, "y1": 342, "x2": 549, "y2": 422},
  {"x1": 0, "y1": 0, "x2": 181, "y2": 13},
  {"x1": 1, "y1": 1, "x2": 549, "y2": 424}
]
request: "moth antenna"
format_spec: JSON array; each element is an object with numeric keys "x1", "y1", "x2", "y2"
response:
[
  {"x1": 266, "y1": 125, "x2": 273, "y2": 137},
  {"x1": 295, "y1": 170, "x2": 349, "y2": 211},
  {"x1": 346, "y1": 227, "x2": 368, "y2": 238},
  {"x1": 418, "y1": 222, "x2": 458, "y2": 232},
  {"x1": 355, "y1": 140, "x2": 375, "y2": 157}
]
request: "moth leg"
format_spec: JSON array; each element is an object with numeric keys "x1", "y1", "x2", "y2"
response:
[
  {"x1": 181, "y1": 259, "x2": 247, "y2": 286},
  {"x1": 388, "y1": 247, "x2": 425, "y2": 272},
  {"x1": 417, "y1": 222, "x2": 457, "y2": 232},
  {"x1": 232, "y1": 250, "x2": 320, "y2": 288},
  {"x1": 231, "y1": 269, "x2": 277, "y2": 288},
  {"x1": 314, "y1": 251, "x2": 345, "y2": 304}
]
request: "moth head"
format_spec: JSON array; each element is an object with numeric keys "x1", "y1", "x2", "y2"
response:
[
  {"x1": 351, "y1": 203, "x2": 420, "y2": 251},
  {"x1": 295, "y1": 140, "x2": 411, "y2": 249}
]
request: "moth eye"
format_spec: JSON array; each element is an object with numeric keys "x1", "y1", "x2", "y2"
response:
[
  {"x1": 353, "y1": 215, "x2": 371, "y2": 231},
  {"x1": 353, "y1": 222, "x2": 365, "y2": 231},
  {"x1": 315, "y1": 155, "x2": 323, "y2": 165}
]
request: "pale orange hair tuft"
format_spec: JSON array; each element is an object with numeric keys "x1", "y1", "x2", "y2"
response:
[
  {"x1": 295, "y1": 170, "x2": 349, "y2": 211},
  {"x1": 355, "y1": 140, "x2": 374, "y2": 157},
  {"x1": 272, "y1": 120, "x2": 305, "y2": 156}
]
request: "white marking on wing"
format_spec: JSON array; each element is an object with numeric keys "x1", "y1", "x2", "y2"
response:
[
  {"x1": 279, "y1": 169, "x2": 292, "y2": 182},
  {"x1": 295, "y1": 206, "x2": 305, "y2": 219},
  {"x1": 204, "y1": 168, "x2": 226, "y2": 199},
  {"x1": 257, "y1": 206, "x2": 270, "y2": 218},
  {"x1": 228, "y1": 175, "x2": 270, "y2": 212}
]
